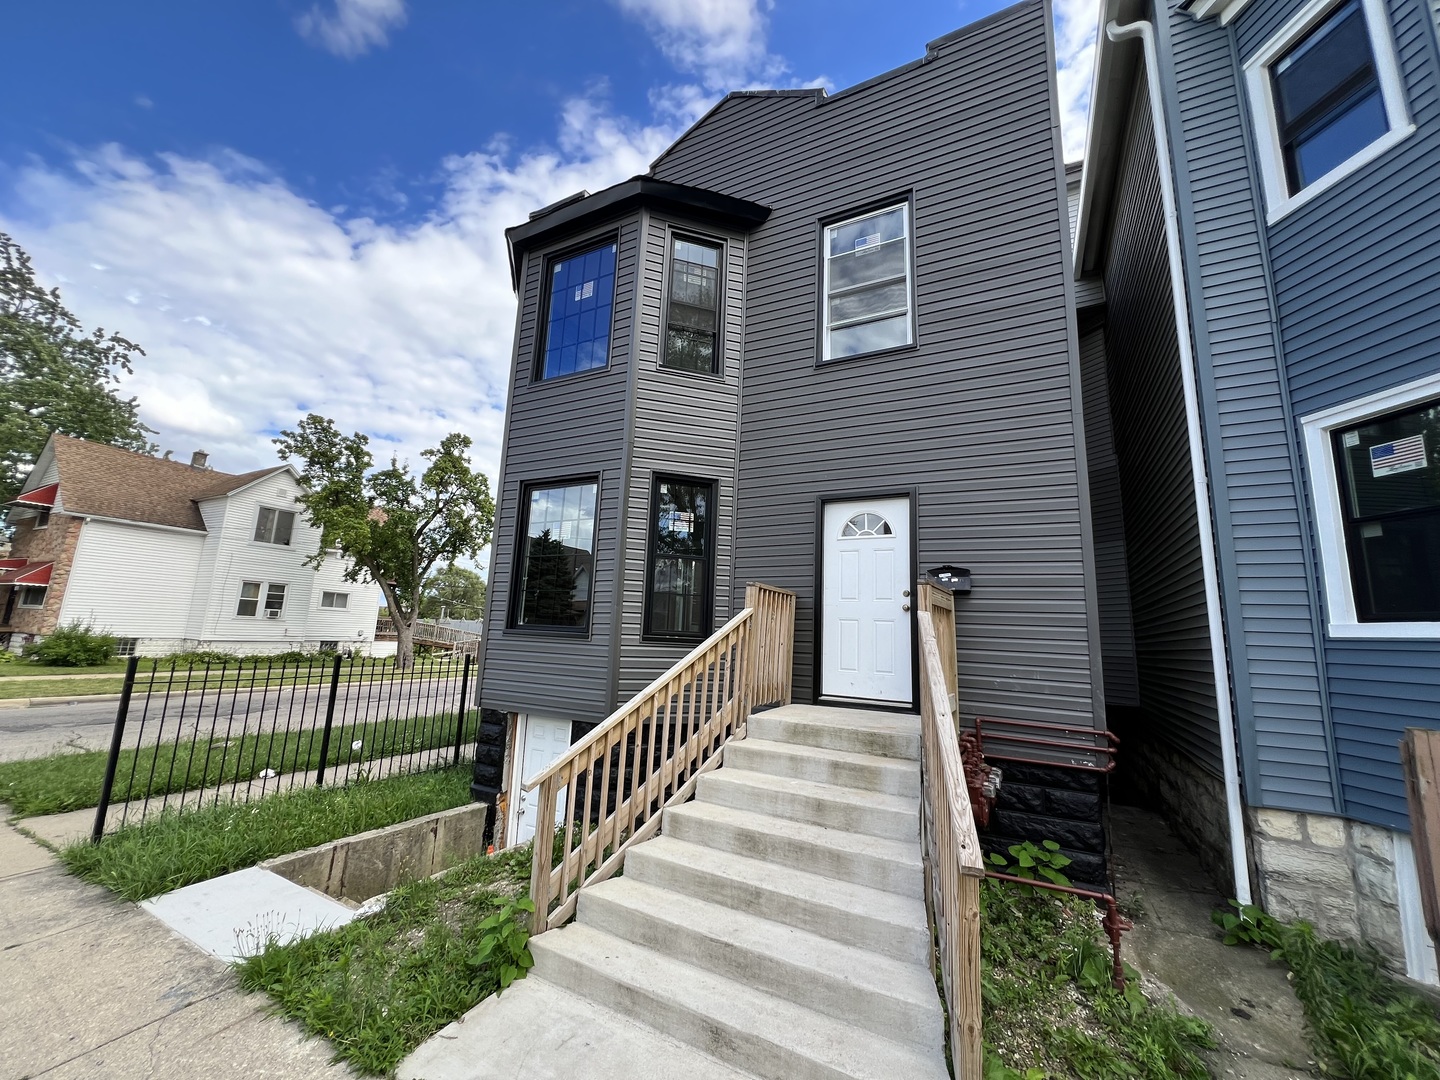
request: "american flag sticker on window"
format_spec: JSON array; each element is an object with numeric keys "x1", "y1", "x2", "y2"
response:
[
  {"x1": 854, "y1": 233, "x2": 882, "y2": 253},
  {"x1": 574, "y1": 280, "x2": 595, "y2": 302},
  {"x1": 1369, "y1": 434, "x2": 1427, "y2": 477}
]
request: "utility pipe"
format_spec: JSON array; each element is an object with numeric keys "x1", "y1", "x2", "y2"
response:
[{"x1": 1106, "y1": 16, "x2": 1253, "y2": 905}]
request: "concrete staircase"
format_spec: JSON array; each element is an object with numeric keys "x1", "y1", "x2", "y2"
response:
[{"x1": 400, "y1": 704, "x2": 949, "y2": 1080}]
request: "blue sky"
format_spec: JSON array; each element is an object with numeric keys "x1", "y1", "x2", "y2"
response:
[{"x1": 1, "y1": 0, "x2": 1096, "y2": 522}]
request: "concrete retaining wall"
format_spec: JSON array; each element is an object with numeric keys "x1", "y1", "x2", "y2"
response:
[{"x1": 263, "y1": 801, "x2": 489, "y2": 903}]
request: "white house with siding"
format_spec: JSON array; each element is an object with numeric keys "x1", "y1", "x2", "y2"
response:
[{"x1": 1, "y1": 435, "x2": 380, "y2": 656}]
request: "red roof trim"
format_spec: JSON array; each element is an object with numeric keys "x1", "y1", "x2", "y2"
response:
[
  {"x1": 0, "y1": 561, "x2": 53, "y2": 585},
  {"x1": 8, "y1": 482, "x2": 59, "y2": 508},
  {"x1": 0, "y1": 558, "x2": 27, "y2": 571}
]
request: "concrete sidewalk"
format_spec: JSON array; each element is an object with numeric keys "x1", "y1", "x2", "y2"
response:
[
  {"x1": 1111, "y1": 804, "x2": 1321, "y2": 1079},
  {"x1": 0, "y1": 815, "x2": 349, "y2": 1079}
]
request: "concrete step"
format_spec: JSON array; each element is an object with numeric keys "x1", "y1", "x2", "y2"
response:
[
  {"x1": 576, "y1": 876, "x2": 943, "y2": 1049},
  {"x1": 623, "y1": 835, "x2": 930, "y2": 965},
  {"x1": 724, "y1": 739, "x2": 920, "y2": 797},
  {"x1": 749, "y1": 706, "x2": 921, "y2": 761},
  {"x1": 697, "y1": 767, "x2": 918, "y2": 841},
  {"x1": 397, "y1": 975, "x2": 757, "y2": 1080},
  {"x1": 529, "y1": 922, "x2": 950, "y2": 1080},
  {"x1": 663, "y1": 799, "x2": 923, "y2": 895}
]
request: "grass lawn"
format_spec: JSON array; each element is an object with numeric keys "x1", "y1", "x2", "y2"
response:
[
  {"x1": 0, "y1": 710, "x2": 480, "y2": 817},
  {"x1": 981, "y1": 878, "x2": 1214, "y2": 1079},
  {"x1": 0, "y1": 677, "x2": 128, "y2": 699},
  {"x1": 0, "y1": 659, "x2": 133, "y2": 679},
  {"x1": 236, "y1": 843, "x2": 534, "y2": 1077},
  {"x1": 61, "y1": 766, "x2": 474, "y2": 901},
  {"x1": 0, "y1": 658, "x2": 438, "y2": 701}
]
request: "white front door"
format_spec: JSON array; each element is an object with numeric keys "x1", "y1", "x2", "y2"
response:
[
  {"x1": 512, "y1": 715, "x2": 572, "y2": 845},
  {"x1": 821, "y1": 497, "x2": 913, "y2": 704}
]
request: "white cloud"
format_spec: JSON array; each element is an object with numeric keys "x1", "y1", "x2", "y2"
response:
[
  {"x1": 0, "y1": 105, "x2": 684, "y2": 500},
  {"x1": 1053, "y1": 0, "x2": 1100, "y2": 162},
  {"x1": 295, "y1": 0, "x2": 408, "y2": 59},
  {"x1": 614, "y1": 0, "x2": 786, "y2": 89}
]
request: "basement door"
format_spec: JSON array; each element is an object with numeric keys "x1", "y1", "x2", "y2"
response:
[
  {"x1": 512, "y1": 715, "x2": 572, "y2": 845},
  {"x1": 821, "y1": 496, "x2": 913, "y2": 705}
]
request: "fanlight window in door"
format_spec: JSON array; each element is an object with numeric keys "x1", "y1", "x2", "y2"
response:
[{"x1": 840, "y1": 513, "x2": 893, "y2": 538}]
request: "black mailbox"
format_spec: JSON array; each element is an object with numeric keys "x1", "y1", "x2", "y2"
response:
[{"x1": 926, "y1": 565, "x2": 972, "y2": 594}]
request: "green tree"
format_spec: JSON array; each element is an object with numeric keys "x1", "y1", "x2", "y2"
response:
[
  {"x1": 419, "y1": 562, "x2": 486, "y2": 621},
  {"x1": 0, "y1": 233, "x2": 154, "y2": 502},
  {"x1": 273, "y1": 415, "x2": 495, "y2": 669}
]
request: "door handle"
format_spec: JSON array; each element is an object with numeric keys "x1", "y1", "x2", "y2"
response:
[{"x1": 902, "y1": 604, "x2": 911, "y2": 612}]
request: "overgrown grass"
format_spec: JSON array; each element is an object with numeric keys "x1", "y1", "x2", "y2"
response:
[
  {"x1": 1217, "y1": 901, "x2": 1440, "y2": 1079},
  {"x1": 0, "y1": 711, "x2": 478, "y2": 817},
  {"x1": 60, "y1": 766, "x2": 473, "y2": 901},
  {"x1": 235, "y1": 843, "x2": 534, "y2": 1077},
  {"x1": 982, "y1": 879, "x2": 1214, "y2": 1079}
]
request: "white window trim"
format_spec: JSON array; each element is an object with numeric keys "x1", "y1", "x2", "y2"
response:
[
  {"x1": 1243, "y1": 0, "x2": 1414, "y2": 225},
  {"x1": 17, "y1": 586, "x2": 47, "y2": 609},
  {"x1": 252, "y1": 505, "x2": 297, "y2": 546},
  {"x1": 1301, "y1": 370, "x2": 1440, "y2": 639},
  {"x1": 320, "y1": 591, "x2": 349, "y2": 610},
  {"x1": 236, "y1": 580, "x2": 288, "y2": 620},
  {"x1": 821, "y1": 202, "x2": 915, "y2": 362}
]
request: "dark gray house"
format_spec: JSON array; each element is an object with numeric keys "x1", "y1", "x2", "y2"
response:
[
  {"x1": 478, "y1": 0, "x2": 1112, "y2": 856},
  {"x1": 1076, "y1": 0, "x2": 1440, "y2": 981}
]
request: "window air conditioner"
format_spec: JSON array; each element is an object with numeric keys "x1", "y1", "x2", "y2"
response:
[{"x1": 265, "y1": 609, "x2": 282, "y2": 619}]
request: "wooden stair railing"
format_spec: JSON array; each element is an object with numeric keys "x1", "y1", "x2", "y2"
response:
[
  {"x1": 523, "y1": 583, "x2": 796, "y2": 935},
  {"x1": 917, "y1": 580, "x2": 986, "y2": 1078}
]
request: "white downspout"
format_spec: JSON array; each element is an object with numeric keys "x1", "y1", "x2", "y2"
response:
[{"x1": 1106, "y1": 17, "x2": 1253, "y2": 905}]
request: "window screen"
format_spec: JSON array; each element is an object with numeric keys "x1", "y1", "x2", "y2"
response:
[{"x1": 254, "y1": 507, "x2": 296, "y2": 546}]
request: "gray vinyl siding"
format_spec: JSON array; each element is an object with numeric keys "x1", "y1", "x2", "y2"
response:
[
  {"x1": 479, "y1": 216, "x2": 641, "y2": 722},
  {"x1": 1226, "y1": 0, "x2": 1440, "y2": 826},
  {"x1": 1156, "y1": 0, "x2": 1341, "y2": 811},
  {"x1": 1079, "y1": 325, "x2": 1140, "y2": 707},
  {"x1": 652, "y1": 1, "x2": 1103, "y2": 729},
  {"x1": 615, "y1": 210, "x2": 744, "y2": 700},
  {"x1": 1102, "y1": 80, "x2": 1222, "y2": 770}
]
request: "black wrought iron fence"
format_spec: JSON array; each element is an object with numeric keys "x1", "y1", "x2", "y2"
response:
[{"x1": 91, "y1": 651, "x2": 478, "y2": 841}]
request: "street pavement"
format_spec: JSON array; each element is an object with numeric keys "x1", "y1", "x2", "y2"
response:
[
  {"x1": 0, "y1": 814, "x2": 350, "y2": 1079},
  {"x1": 0, "y1": 676, "x2": 460, "y2": 763}
]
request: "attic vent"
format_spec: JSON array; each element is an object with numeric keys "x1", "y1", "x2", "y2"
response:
[{"x1": 190, "y1": 450, "x2": 209, "y2": 469}]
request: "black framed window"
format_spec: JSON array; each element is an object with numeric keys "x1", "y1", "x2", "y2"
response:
[
  {"x1": 644, "y1": 477, "x2": 713, "y2": 640},
  {"x1": 1333, "y1": 396, "x2": 1440, "y2": 620},
  {"x1": 822, "y1": 202, "x2": 913, "y2": 361},
  {"x1": 663, "y1": 237, "x2": 722, "y2": 374},
  {"x1": 1271, "y1": 0, "x2": 1386, "y2": 194},
  {"x1": 538, "y1": 240, "x2": 617, "y2": 380},
  {"x1": 513, "y1": 480, "x2": 599, "y2": 630}
]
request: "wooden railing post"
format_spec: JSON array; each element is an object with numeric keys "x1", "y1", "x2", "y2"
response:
[{"x1": 529, "y1": 773, "x2": 557, "y2": 935}]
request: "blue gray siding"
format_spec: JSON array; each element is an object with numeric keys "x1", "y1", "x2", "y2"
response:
[
  {"x1": 1226, "y1": 0, "x2": 1440, "y2": 827},
  {"x1": 1156, "y1": 0, "x2": 1341, "y2": 812},
  {"x1": 615, "y1": 209, "x2": 746, "y2": 700},
  {"x1": 651, "y1": 1, "x2": 1105, "y2": 729},
  {"x1": 479, "y1": 217, "x2": 640, "y2": 722},
  {"x1": 1101, "y1": 80, "x2": 1221, "y2": 770}
]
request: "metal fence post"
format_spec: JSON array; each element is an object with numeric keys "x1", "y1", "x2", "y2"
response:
[
  {"x1": 92, "y1": 656, "x2": 140, "y2": 844},
  {"x1": 453, "y1": 653, "x2": 473, "y2": 767},
  {"x1": 315, "y1": 654, "x2": 343, "y2": 786}
]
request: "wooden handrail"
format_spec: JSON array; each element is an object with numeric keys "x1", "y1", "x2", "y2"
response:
[
  {"x1": 917, "y1": 581, "x2": 985, "y2": 1078},
  {"x1": 523, "y1": 582, "x2": 796, "y2": 934}
]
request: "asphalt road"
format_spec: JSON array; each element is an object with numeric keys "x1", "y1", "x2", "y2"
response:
[{"x1": 0, "y1": 677, "x2": 465, "y2": 763}]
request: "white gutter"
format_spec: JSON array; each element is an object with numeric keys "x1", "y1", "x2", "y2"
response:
[{"x1": 1106, "y1": 17, "x2": 1253, "y2": 905}]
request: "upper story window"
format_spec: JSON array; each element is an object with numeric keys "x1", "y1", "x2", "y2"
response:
[
  {"x1": 512, "y1": 480, "x2": 598, "y2": 631},
  {"x1": 538, "y1": 240, "x2": 617, "y2": 380},
  {"x1": 320, "y1": 591, "x2": 349, "y2": 609},
  {"x1": 33, "y1": 510, "x2": 50, "y2": 530},
  {"x1": 662, "y1": 237, "x2": 722, "y2": 375},
  {"x1": 1245, "y1": 0, "x2": 1412, "y2": 222},
  {"x1": 18, "y1": 585, "x2": 46, "y2": 608},
  {"x1": 1302, "y1": 374, "x2": 1440, "y2": 638},
  {"x1": 254, "y1": 506, "x2": 296, "y2": 546},
  {"x1": 645, "y1": 476, "x2": 713, "y2": 641},
  {"x1": 822, "y1": 202, "x2": 914, "y2": 361}
]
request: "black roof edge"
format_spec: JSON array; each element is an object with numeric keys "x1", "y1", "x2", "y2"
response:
[
  {"x1": 504, "y1": 176, "x2": 771, "y2": 290},
  {"x1": 925, "y1": 0, "x2": 1040, "y2": 51}
]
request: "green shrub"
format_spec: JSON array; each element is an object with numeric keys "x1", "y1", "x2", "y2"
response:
[
  {"x1": 159, "y1": 649, "x2": 237, "y2": 669},
  {"x1": 23, "y1": 623, "x2": 117, "y2": 666},
  {"x1": 0, "y1": 649, "x2": 17, "y2": 664}
]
